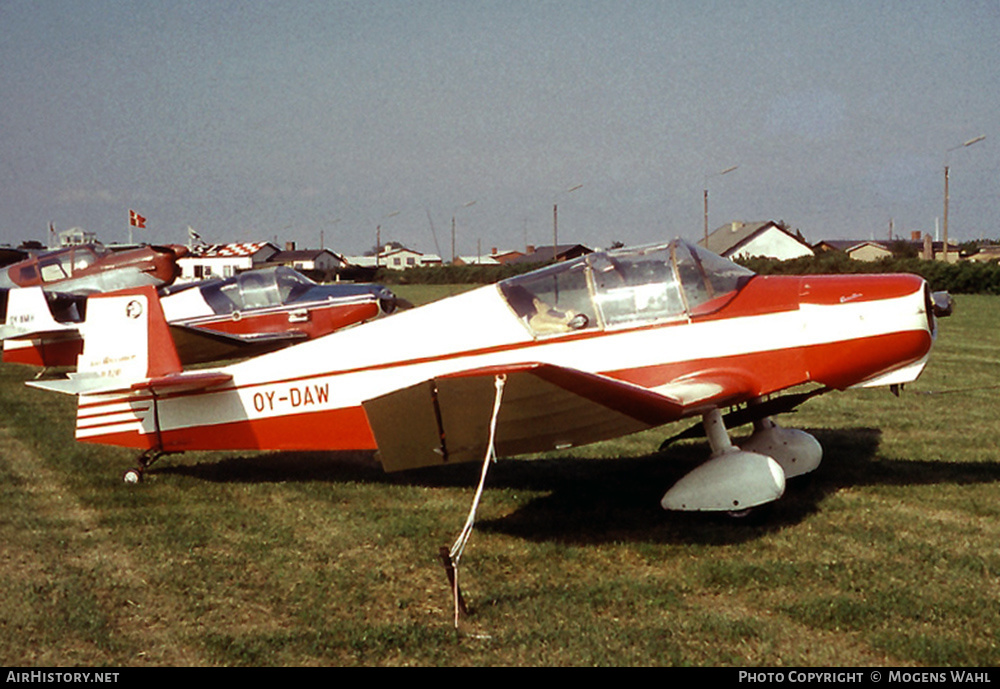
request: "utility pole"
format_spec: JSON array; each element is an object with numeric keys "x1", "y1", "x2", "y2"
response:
[
  {"x1": 552, "y1": 184, "x2": 582, "y2": 262},
  {"x1": 703, "y1": 165, "x2": 738, "y2": 246},
  {"x1": 943, "y1": 135, "x2": 986, "y2": 263}
]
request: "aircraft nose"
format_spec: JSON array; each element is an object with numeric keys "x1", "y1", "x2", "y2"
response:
[
  {"x1": 151, "y1": 244, "x2": 189, "y2": 259},
  {"x1": 799, "y1": 273, "x2": 936, "y2": 390}
]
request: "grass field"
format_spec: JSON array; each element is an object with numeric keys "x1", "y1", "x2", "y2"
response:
[{"x1": 1, "y1": 288, "x2": 999, "y2": 666}]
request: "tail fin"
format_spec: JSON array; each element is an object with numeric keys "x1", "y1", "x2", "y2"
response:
[
  {"x1": 26, "y1": 286, "x2": 230, "y2": 453},
  {"x1": 0, "y1": 286, "x2": 74, "y2": 340},
  {"x1": 76, "y1": 285, "x2": 182, "y2": 381},
  {"x1": 28, "y1": 286, "x2": 186, "y2": 396}
]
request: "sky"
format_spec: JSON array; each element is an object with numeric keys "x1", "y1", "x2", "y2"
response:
[{"x1": 1, "y1": 0, "x2": 997, "y2": 257}]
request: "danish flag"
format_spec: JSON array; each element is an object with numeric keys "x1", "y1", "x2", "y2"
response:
[{"x1": 128, "y1": 210, "x2": 146, "y2": 229}]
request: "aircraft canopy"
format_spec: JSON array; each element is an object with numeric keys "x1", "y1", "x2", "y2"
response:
[{"x1": 499, "y1": 239, "x2": 754, "y2": 336}]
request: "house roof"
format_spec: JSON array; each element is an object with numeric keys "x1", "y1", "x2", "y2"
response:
[
  {"x1": 381, "y1": 247, "x2": 423, "y2": 258},
  {"x1": 814, "y1": 239, "x2": 869, "y2": 252},
  {"x1": 189, "y1": 241, "x2": 279, "y2": 258},
  {"x1": 701, "y1": 221, "x2": 808, "y2": 256},
  {"x1": 816, "y1": 238, "x2": 958, "y2": 253},
  {"x1": 456, "y1": 255, "x2": 501, "y2": 265},
  {"x1": 505, "y1": 244, "x2": 593, "y2": 264},
  {"x1": 269, "y1": 249, "x2": 342, "y2": 262}
]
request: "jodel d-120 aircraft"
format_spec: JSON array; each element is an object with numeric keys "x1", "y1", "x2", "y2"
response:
[
  {"x1": 29, "y1": 238, "x2": 950, "y2": 514},
  {"x1": 2, "y1": 265, "x2": 399, "y2": 367},
  {"x1": 0, "y1": 242, "x2": 186, "y2": 295}
]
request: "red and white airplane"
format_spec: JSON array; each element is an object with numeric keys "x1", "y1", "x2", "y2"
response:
[
  {"x1": 2, "y1": 266, "x2": 399, "y2": 368},
  {"x1": 0, "y1": 242, "x2": 187, "y2": 294},
  {"x1": 28, "y1": 238, "x2": 950, "y2": 512}
]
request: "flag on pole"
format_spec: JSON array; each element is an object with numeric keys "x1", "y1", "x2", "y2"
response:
[
  {"x1": 128, "y1": 210, "x2": 146, "y2": 229},
  {"x1": 187, "y1": 226, "x2": 205, "y2": 246}
]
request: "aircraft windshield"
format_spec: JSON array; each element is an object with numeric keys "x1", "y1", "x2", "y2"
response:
[
  {"x1": 499, "y1": 239, "x2": 754, "y2": 336},
  {"x1": 670, "y1": 241, "x2": 756, "y2": 315},
  {"x1": 201, "y1": 267, "x2": 318, "y2": 314},
  {"x1": 37, "y1": 245, "x2": 107, "y2": 282}
]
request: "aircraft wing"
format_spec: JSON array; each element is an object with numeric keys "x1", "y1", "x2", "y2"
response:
[
  {"x1": 168, "y1": 323, "x2": 309, "y2": 365},
  {"x1": 363, "y1": 363, "x2": 698, "y2": 472}
]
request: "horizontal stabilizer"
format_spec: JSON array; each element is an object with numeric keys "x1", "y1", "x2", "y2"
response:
[
  {"x1": 364, "y1": 363, "x2": 686, "y2": 472},
  {"x1": 27, "y1": 369, "x2": 232, "y2": 396},
  {"x1": 25, "y1": 285, "x2": 211, "y2": 396}
]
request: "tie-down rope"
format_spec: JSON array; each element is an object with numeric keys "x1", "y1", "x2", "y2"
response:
[{"x1": 443, "y1": 373, "x2": 506, "y2": 631}]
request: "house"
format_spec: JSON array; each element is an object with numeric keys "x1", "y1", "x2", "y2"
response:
[
  {"x1": 267, "y1": 242, "x2": 347, "y2": 273},
  {"x1": 701, "y1": 221, "x2": 814, "y2": 260},
  {"x1": 454, "y1": 254, "x2": 501, "y2": 266},
  {"x1": 967, "y1": 245, "x2": 1000, "y2": 263},
  {"x1": 343, "y1": 244, "x2": 443, "y2": 271},
  {"x1": 815, "y1": 233, "x2": 959, "y2": 262},
  {"x1": 178, "y1": 241, "x2": 281, "y2": 281},
  {"x1": 58, "y1": 227, "x2": 99, "y2": 247},
  {"x1": 380, "y1": 246, "x2": 443, "y2": 270},
  {"x1": 490, "y1": 249, "x2": 525, "y2": 264},
  {"x1": 505, "y1": 244, "x2": 594, "y2": 265},
  {"x1": 838, "y1": 241, "x2": 894, "y2": 262},
  {"x1": 381, "y1": 247, "x2": 426, "y2": 270}
]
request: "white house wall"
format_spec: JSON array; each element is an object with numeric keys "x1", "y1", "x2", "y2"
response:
[
  {"x1": 178, "y1": 256, "x2": 255, "y2": 281},
  {"x1": 730, "y1": 231, "x2": 813, "y2": 260}
]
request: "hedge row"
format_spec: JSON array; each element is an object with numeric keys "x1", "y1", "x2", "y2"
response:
[
  {"x1": 738, "y1": 254, "x2": 1000, "y2": 295},
  {"x1": 373, "y1": 261, "x2": 551, "y2": 285},
  {"x1": 371, "y1": 253, "x2": 1000, "y2": 295}
]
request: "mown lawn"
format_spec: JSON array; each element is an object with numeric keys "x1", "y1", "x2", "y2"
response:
[{"x1": 1, "y1": 291, "x2": 997, "y2": 666}]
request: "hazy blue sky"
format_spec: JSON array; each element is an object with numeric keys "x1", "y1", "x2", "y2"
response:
[{"x1": 2, "y1": 0, "x2": 997, "y2": 256}]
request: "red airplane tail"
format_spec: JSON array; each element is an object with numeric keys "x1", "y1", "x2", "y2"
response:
[
  {"x1": 28, "y1": 285, "x2": 198, "y2": 397},
  {"x1": 28, "y1": 286, "x2": 231, "y2": 456}
]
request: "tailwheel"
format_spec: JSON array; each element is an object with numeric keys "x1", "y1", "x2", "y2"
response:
[
  {"x1": 122, "y1": 449, "x2": 164, "y2": 485},
  {"x1": 122, "y1": 468, "x2": 143, "y2": 484}
]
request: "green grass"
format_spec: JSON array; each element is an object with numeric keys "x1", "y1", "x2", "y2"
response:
[{"x1": 1, "y1": 293, "x2": 999, "y2": 666}]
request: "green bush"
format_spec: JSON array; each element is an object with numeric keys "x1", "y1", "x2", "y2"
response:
[
  {"x1": 739, "y1": 255, "x2": 1000, "y2": 295},
  {"x1": 373, "y1": 252, "x2": 1000, "y2": 296},
  {"x1": 374, "y1": 261, "x2": 550, "y2": 285}
]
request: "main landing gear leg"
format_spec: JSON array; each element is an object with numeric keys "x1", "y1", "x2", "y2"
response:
[
  {"x1": 122, "y1": 449, "x2": 164, "y2": 484},
  {"x1": 660, "y1": 408, "x2": 786, "y2": 513}
]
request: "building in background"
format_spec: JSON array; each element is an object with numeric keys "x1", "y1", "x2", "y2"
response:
[{"x1": 701, "y1": 221, "x2": 814, "y2": 261}]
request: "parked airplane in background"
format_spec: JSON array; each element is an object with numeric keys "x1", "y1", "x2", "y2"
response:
[
  {"x1": 161, "y1": 266, "x2": 401, "y2": 363},
  {"x1": 29, "y1": 238, "x2": 949, "y2": 514},
  {"x1": 0, "y1": 243, "x2": 186, "y2": 295},
  {"x1": 0, "y1": 243, "x2": 189, "y2": 363},
  {"x1": 2, "y1": 266, "x2": 400, "y2": 367}
]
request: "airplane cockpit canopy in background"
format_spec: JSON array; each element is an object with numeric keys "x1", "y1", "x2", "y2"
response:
[
  {"x1": 199, "y1": 266, "x2": 316, "y2": 313},
  {"x1": 164, "y1": 265, "x2": 400, "y2": 317},
  {"x1": 37, "y1": 245, "x2": 108, "y2": 283},
  {"x1": 499, "y1": 238, "x2": 755, "y2": 336},
  {"x1": 0, "y1": 244, "x2": 111, "y2": 287}
]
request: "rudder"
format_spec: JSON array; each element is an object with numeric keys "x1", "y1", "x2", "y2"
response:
[{"x1": 77, "y1": 285, "x2": 182, "y2": 381}]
